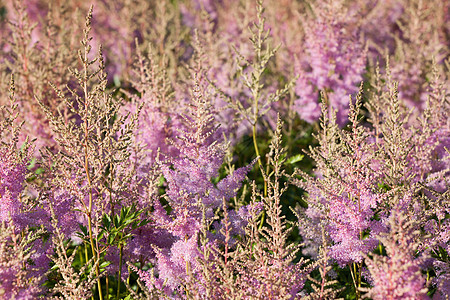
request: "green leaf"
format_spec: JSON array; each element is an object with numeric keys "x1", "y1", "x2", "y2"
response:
[
  {"x1": 158, "y1": 175, "x2": 165, "y2": 187},
  {"x1": 99, "y1": 261, "x2": 111, "y2": 269},
  {"x1": 285, "y1": 154, "x2": 304, "y2": 165},
  {"x1": 27, "y1": 158, "x2": 36, "y2": 170}
]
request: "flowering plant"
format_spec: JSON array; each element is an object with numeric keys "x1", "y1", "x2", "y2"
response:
[{"x1": 0, "y1": 0, "x2": 448, "y2": 299}]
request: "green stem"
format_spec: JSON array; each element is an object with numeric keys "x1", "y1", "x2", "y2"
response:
[
  {"x1": 88, "y1": 216, "x2": 103, "y2": 300},
  {"x1": 351, "y1": 262, "x2": 360, "y2": 300},
  {"x1": 79, "y1": 247, "x2": 84, "y2": 265},
  {"x1": 184, "y1": 235, "x2": 190, "y2": 298},
  {"x1": 349, "y1": 263, "x2": 357, "y2": 295},
  {"x1": 357, "y1": 261, "x2": 362, "y2": 299},
  {"x1": 85, "y1": 244, "x2": 94, "y2": 300},
  {"x1": 252, "y1": 123, "x2": 261, "y2": 166},
  {"x1": 116, "y1": 244, "x2": 123, "y2": 300},
  {"x1": 253, "y1": 123, "x2": 268, "y2": 230},
  {"x1": 82, "y1": 40, "x2": 103, "y2": 300},
  {"x1": 127, "y1": 266, "x2": 131, "y2": 288},
  {"x1": 106, "y1": 276, "x2": 109, "y2": 300}
]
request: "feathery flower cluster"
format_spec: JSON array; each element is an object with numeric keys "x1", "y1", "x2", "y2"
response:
[
  {"x1": 295, "y1": 92, "x2": 384, "y2": 265},
  {"x1": 0, "y1": 221, "x2": 45, "y2": 299},
  {"x1": 143, "y1": 73, "x2": 254, "y2": 294},
  {"x1": 293, "y1": 1, "x2": 366, "y2": 125},
  {"x1": 0, "y1": 145, "x2": 28, "y2": 223},
  {"x1": 364, "y1": 209, "x2": 429, "y2": 300}
]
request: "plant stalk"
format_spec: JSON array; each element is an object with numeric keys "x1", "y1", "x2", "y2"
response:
[{"x1": 116, "y1": 244, "x2": 123, "y2": 300}]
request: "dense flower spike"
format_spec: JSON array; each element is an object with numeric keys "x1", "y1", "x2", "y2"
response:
[
  {"x1": 363, "y1": 209, "x2": 430, "y2": 300},
  {"x1": 0, "y1": 220, "x2": 45, "y2": 299},
  {"x1": 294, "y1": 90, "x2": 386, "y2": 265},
  {"x1": 0, "y1": 76, "x2": 35, "y2": 227},
  {"x1": 0, "y1": 78, "x2": 51, "y2": 298},
  {"x1": 0, "y1": 147, "x2": 28, "y2": 222},
  {"x1": 142, "y1": 71, "x2": 254, "y2": 294},
  {"x1": 293, "y1": 0, "x2": 366, "y2": 125}
]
